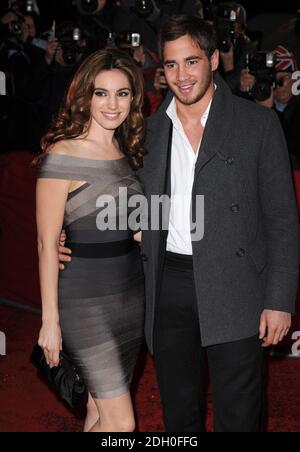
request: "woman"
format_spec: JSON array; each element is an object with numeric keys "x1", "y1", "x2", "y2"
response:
[{"x1": 35, "y1": 49, "x2": 146, "y2": 432}]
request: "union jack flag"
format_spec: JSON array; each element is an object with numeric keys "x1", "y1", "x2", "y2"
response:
[{"x1": 274, "y1": 45, "x2": 298, "y2": 72}]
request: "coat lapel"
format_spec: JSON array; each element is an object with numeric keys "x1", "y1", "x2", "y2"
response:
[
  {"x1": 145, "y1": 92, "x2": 173, "y2": 196},
  {"x1": 194, "y1": 73, "x2": 234, "y2": 178}
]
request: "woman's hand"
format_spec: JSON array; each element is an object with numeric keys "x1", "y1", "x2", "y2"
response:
[
  {"x1": 38, "y1": 321, "x2": 62, "y2": 368},
  {"x1": 134, "y1": 231, "x2": 142, "y2": 243}
]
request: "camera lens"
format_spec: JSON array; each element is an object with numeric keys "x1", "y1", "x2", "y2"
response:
[
  {"x1": 11, "y1": 21, "x2": 22, "y2": 36},
  {"x1": 252, "y1": 80, "x2": 272, "y2": 102},
  {"x1": 135, "y1": 0, "x2": 154, "y2": 17},
  {"x1": 75, "y1": 0, "x2": 99, "y2": 15},
  {"x1": 64, "y1": 52, "x2": 77, "y2": 65}
]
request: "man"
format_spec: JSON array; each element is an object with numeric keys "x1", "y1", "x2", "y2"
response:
[
  {"x1": 240, "y1": 45, "x2": 300, "y2": 169},
  {"x1": 215, "y1": 2, "x2": 257, "y2": 94},
  {"x1": 59, "y1": 16, "x2": 299, "y2": 432},
  {"x1": 271, "y1": 46, "x2": 300, "y2": 169},
  {"x1": 139, "y1": 15, "x2": 298, "y2": 432}
]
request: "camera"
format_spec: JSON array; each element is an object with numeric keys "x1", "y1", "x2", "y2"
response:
[
  {"x1": 215, "y1": 4, "x2": 239, "y2": 53},
  {"x1": 0, "y1": 20, "x2": 23, "y2": 41},
  {"x1": 203, "y1": 0, "x2": 217, "y2": 22},
  {"x1": 208, "y1": 2, "x2": 247, "y2": 53},
  {"x1": 246, "y1": 52, "x2": 276, "y2": 101},
  {"x1": 59, "y1": 28, "x2": 83, "y2": 66},
  {"x1": 22, "y1": 0, "x2": 34, "y2": 13},
  {"x1": 115, "y1": 32, "x2": 141, "y2": 48},
  {"x1": 8, "y1": 0, "x2": 34, "y2": 14},
  {"x1": 113, "y1": 32, "x2": 142, "y2": 58},
  {"x1": 134, "y1": 0, "x2": 155, "y2": 17},
  {"x1": 9, "y1": 20, "x2": 23, "y2": 36},
  {"x1": 74, "y1": 0, "x2": 99, "y2": 16},
  {"x1": 122, "y1": 0, "x2": 172, "y2": 18}
]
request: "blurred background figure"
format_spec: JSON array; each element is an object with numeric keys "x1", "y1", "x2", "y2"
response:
[
  {"x1": 270, "y1": 46, "x2": 300, "y2": 170},
  {"x1": 239, "y1": 44, "x2": 300, "y2": 169},
  {"x1": 115, "y1": 30, "x2": 164, "y2": 115},
  {"x1": 210, "y1": 2, "x2": 258, "y2": 94}
]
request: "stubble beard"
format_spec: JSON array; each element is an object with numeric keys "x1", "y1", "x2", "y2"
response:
[{"x1": 173, "y1": 70, "x2": 213, "y2": 106}]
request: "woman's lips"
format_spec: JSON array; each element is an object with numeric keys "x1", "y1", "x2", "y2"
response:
[{"x1": 101, "y1": 112, "x2": 121, "y2": 120}]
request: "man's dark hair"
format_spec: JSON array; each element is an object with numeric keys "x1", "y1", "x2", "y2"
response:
[{"x1": 158, "y1": 14, "x2": 217, "y2": 61}]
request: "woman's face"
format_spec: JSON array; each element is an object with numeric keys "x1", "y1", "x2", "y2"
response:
[{"x1": 90, "y1": 69, "x2": 133, "y2": 132}]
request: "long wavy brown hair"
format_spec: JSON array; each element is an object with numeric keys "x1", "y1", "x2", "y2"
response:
[{"x1": 34, "y1": 49, "x2": 146, "y2": 170}]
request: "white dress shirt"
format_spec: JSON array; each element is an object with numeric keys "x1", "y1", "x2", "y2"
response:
[{"x1": 166, "y1": 96, "x2": 213, "y2": 255}]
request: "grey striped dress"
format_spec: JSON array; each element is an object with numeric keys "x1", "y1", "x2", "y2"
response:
[{"x1": 38, "y1": 153, "x2": 145, "y2": 399}]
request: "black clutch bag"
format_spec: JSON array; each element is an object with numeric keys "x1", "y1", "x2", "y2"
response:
[{"x1": 30, "y1": 343, "x2": 88, "y2": 410}]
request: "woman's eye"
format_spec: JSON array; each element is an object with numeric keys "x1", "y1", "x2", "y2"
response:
[
  {"x1": 95, "y1": 91, "x2": 106, "y2": 97},
  {"x1": 118, "y1": 91, "x2": 130, "y2": 97}
]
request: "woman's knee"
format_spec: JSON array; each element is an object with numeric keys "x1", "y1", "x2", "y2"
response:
[{"x1": 112, "y1": 417, "x2": 135, "y2": 432}]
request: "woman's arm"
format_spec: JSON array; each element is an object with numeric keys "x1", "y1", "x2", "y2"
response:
[{"x1": 36, "y1": 178, "x2": 70, "y2": 368}]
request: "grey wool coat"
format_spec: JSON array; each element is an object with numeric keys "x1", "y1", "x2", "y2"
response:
[{"x1": 138, "y1": 72, "x2": 299, "y2": 355}]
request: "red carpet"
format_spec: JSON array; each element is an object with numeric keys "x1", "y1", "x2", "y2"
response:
[
  {"x1": 1, "y1": 304, "x2": 300, "y2": 432},
  {"x1": 1, "y1": 152, "x2": 300, "y2": 431}
]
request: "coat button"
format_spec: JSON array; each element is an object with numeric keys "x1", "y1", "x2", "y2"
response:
[
  {"x1": 236, "y1": 248, "x2": 246, "y2": 257},
  {"x1": 230, "y1": 203, "x2": 240, "y2": 213},
  {"x1": 141, "y1": 253, "x2": 148, "y2": 262},
  {"x1": 226, "y1": 157, "x2": 234, "y2": 165}
]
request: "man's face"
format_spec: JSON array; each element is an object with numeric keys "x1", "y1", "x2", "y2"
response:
[
  {"x1": 162, "y1": 34, "x2": 219, "y2": 106},
  {"x1": 97, "y1": 0, "x2": 107, "y2": 12},
  {"x1": 274, "y1": 72, "x2": 294, "y2": 104},
  {"x1": 24, "y1": 15, "x2": 36, "y2": 38}
]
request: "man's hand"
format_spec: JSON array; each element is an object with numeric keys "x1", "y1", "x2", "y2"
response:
[
  {"x1": 220, "y1": 45, "x2": 235, "y2": 72},
  {"x1": 154, "y1": 67, "x2": 168, "y2": 91},
  {"x1": 45, "y1": 37, "x2": 59, "y2": 65},
  {"x1": 58, "y1": 229, "x2": 72, "y2": 270},
  {"x1": 240, "y1": 68, "x2": 256, "y2": 93},
  {"x1": 259, "y1": 309, "x2": 291, "y2": 347}
]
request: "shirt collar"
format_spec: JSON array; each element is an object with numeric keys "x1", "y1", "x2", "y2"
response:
[{"x1": 274, "y1": 100, "x2": 288, "y2": 113}]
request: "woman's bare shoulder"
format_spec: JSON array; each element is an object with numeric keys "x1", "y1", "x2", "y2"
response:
[{"x1": 48, "y1": 139, "x2": 83, "y2": 156}]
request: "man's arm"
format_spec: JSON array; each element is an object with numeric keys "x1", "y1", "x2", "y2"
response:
[{"x1": 258, "y1": 110, "x2": 299, "y2": 346}]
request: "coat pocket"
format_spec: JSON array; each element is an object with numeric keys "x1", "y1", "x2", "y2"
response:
[{"x1": 249, "y1": 241, "x2": 268, "y2": 273}]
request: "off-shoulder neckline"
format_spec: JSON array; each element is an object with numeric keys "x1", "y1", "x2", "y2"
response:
[{"x1": 44, "y1": 153, "x2": 126, "y2": 163}]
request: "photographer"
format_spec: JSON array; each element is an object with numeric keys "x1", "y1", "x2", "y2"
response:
[
  {"x1": 264, "y1": 47, "x2": 300, "y2": 169},
  {"x1": 31, "y1": 21, "x2": 88, "y2": 141},
  {"x1": 116, "y1": 31, "x2": 164, "y2": 115},
  {"x1": 242, "y1": 46, "x2": 300, "y2": 169},
  {"x1": 215, "y1": 2, "x2": 257, "y2": 94},
  {"x1": 0, "y1": 7, "x2": 39, "y2": 151},
  {"x1": 112, "y1": 1, "x2": 204, "y2": 53},
  {"x1": 74, "y1": 0, "x2": 112, "y2": 52},
  {"x1": 0, "y1": 8, "x2": 31, "y2": 93}
]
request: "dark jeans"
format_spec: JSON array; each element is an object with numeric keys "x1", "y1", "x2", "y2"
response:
[{"x1": 153, "y1": 252, "x2": 264, "y2": 432}]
